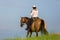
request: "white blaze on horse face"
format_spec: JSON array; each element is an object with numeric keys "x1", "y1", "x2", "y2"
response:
[{"x1": 22, "y1": 18, "x2": 25, "y2": 22}]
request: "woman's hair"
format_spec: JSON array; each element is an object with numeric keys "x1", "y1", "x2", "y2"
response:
[{"x1": 33, "y1": 7, "x2": 36, "y2": 9}]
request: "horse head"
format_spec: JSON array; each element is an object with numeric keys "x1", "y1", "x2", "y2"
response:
[{"x1": 20, "y1": 17, "x2": 30, "y2": 27}]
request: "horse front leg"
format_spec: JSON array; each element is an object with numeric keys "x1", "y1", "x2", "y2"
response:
[{"x1": 26, "y1": 31, "x2": 29, "y2": 37}]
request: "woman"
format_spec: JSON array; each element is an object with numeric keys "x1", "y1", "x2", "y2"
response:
[{"x1": 30, "y1": 5, "x2": 38, "y2": 19}]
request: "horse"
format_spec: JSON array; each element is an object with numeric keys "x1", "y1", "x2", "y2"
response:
[{"x1": 20, "y1": 17, "x2": 48, "y2": 37}]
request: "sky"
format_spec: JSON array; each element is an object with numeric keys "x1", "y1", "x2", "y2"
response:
[{"x1": 0, "y1": 0, "x2": 60, "y2": 39}]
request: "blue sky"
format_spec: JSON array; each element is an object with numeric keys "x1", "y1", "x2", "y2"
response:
[{"x1": 0, "y1": 0, "x2": 60, "y2": 39}]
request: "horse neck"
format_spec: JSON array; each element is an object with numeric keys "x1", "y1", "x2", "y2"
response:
[
  {"x1": 25, "y1": 18, "x2": 29, "y2": 24},
  {"x1": 25, "y1": 19, "x2": 29, "y2": 24}
]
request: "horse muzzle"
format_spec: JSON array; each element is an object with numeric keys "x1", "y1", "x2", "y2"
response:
[{"x1": 20, "y1": 23, "x2": 24, "y2": 27}]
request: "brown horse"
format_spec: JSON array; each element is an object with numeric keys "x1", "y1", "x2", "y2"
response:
[{"x1": 20, "y1": 17, "x2": 48, "y2": 37}]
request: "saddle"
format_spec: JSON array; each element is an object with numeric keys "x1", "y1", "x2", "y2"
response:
[{"x1": 31, "y1": 17, "x2": 39, "y2": 22}]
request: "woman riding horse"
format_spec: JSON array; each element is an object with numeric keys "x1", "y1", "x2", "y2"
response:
[
  {"x1": 20, "y1": 5, "x2": 48, "y2": 37},
  {"x1": 20, "y1": 17, "x2": 48, "y2": 37}
]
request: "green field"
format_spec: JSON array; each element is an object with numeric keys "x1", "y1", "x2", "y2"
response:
[{"x1": 4, "y1": 34, "x2": 60, "y2": 40}]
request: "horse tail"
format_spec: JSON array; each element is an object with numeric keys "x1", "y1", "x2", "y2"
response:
[
  {"x1": 41, "y1": 19, "x2": 48, "y2": 35},
  {"x1": 44, "y1": 28, "x2": 48, "y2": 35},
  {"x1": 44, "y1": 20, "x2": 48, "y2": 34},
  {"x1": 44, "y1": 21, "x2": 46, "y2": 29}
]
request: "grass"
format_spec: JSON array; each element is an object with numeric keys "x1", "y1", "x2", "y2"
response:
[{"x1": 4, "y1": 34, "x2": 60, "y2": 40}]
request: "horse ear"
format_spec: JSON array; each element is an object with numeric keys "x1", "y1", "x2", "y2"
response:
[
  {"x1": 19, "y1": 16, "x2": 23, "y2": 22},
  {"x1": 19, "y1": 18, "x2": 20, "y2": 23},
  {"x1": 19, "y1": 17, "x2": 22, "y2": 23}
]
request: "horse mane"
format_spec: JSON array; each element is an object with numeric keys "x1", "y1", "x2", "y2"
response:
[{"x1": 24, "y1": 17, "x2": 30, "y2": 20}]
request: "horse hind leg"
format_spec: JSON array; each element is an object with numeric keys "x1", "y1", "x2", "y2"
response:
[{"x1": 36, "y1": 31, "x2": 38, "y2": 37}]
